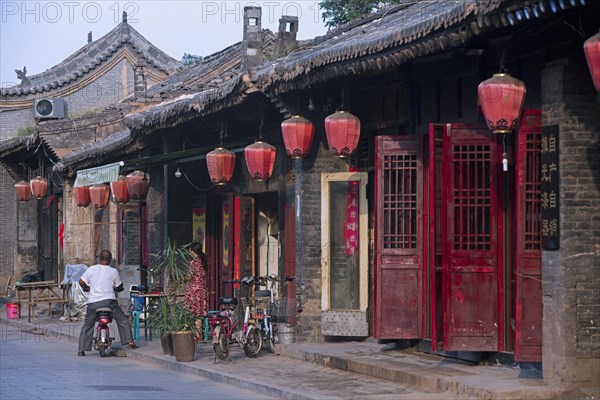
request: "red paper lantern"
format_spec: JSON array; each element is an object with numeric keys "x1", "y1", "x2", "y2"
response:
[
  {"x1": 15, "y1": 181, "x2": 31, "y2": 202},
  {"x1": 206, "y1": 147, "x2": 235, "y2": 185},
  {"x1": 584, "y1": 30, "x2": 600, "y2": 92},
  {"x1": 324, "y1": 110, "x2": 361, "y2": 157},
  {"x1": 73, "y1": 186, "x2": 91, "y2": 207},
  {"x1": 110, "y1": 176, "x2": 130, "y2": 204},
  {"x1": 89, "y1": 184, "x2": 110, "y2": 209},
  {"x1": 126, "y1": 170, "x2": 150, "y2": 201},
  {"x1": 245, "y1": 140, "x2": 276, "y2": 181},
  {"x1": 477, "y1": 73, "x2": 526, "y2": 134},
  {"x1": 30, "y1": 176, "x2": 49, "y2": 199},
  {"x1": 281, "y1": 115, "x2": 315, "y2": 158}
]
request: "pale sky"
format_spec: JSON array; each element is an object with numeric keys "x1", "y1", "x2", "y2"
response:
[{"x1": 0, "y1": 0, "x2": 328, "y2": 86}]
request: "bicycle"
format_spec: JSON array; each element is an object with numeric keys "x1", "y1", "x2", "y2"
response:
[
  {"x1": 209, "y1": 277, "x2": 263, "y2": 361},
  {"x1": 254, "y1": 275, "x2": 295, "y2": 355}
]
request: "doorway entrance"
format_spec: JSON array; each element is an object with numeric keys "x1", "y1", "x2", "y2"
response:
[{"x1": 374, "y1": 125, "x2": 501, "y2": 350}]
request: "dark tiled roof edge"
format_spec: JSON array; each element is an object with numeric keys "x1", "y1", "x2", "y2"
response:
[{"x1": 2, "y1": 22, "x2": 182, "y2": 97}]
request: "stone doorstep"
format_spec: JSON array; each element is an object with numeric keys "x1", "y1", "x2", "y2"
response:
[{"x1": 278, "y1": 345, "x2": 567, "y2": 400}]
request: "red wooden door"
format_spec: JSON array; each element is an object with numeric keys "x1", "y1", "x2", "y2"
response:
[
  {"x1": 442, "y1": 124, "x2": 501, "y2": 351},
  {"x1": 374, "y1": 135, "x2": 423, "y2": 339},
  {"x1": 514, "y1": 110, "x2": 543, "y2": 361},
  {"x1": 425, "y1": 124, "x2": 444, "y2": 351}
]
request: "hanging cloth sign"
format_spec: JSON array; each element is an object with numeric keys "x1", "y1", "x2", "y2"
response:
[
  {"x1": 344, "y1": 166, "x2": 359, "y2": 256},
  {"x1": 74, "y1": 161, "x2": 123, "y2": 187}
]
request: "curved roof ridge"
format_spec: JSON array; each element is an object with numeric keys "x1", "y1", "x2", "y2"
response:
[{"x1": 1, "y1": 20, "x2": 182, "y2": 97}]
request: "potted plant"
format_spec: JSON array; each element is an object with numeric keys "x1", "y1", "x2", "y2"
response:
[
  {"x1": 149, "y1": 240, "x2": 191, "y2": 302},
  {"x1": 170, "y1": 301, "x2": 197, "y2": 362},
  {"x1": 146, "y1": 297, "x2": 174, "y2": 355}
]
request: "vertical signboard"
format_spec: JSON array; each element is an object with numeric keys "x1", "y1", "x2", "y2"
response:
[
  {"x1": 540, "y1": 125, "x2": 559, "y2": 250},
  {"x1": 192, "y1": 206, "x2": 206, "y2": 253}
]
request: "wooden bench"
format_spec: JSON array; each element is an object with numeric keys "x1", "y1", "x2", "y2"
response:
[{"x1": 14, "y1": 281, "x2": 69, "y2": 322}]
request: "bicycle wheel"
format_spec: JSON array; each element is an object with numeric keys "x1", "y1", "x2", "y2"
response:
[
  {"x1": 243, "y1": 325, "x2": 263, "y2": 358},
  {"x1": 266, "y1": 322, "x2": 280, "y2": 355},
  {"x1": 213, "y1": 327, "x2": 229, "y2": 360}
]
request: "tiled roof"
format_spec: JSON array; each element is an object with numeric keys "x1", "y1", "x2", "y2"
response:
[
  {"x1": 0, "y1": 134, "x2": 58, "y2": 180},
  {"x1": 1, "y1": 17, "x2": 182, "y2": 97}
]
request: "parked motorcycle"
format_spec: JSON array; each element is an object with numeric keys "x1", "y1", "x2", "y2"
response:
[
  {"x1": 209, "y1": 277, "x2": 263, "y2": 361},
  {"x1": 93, "y1": 307, "x2": 114, "y2": 357}
]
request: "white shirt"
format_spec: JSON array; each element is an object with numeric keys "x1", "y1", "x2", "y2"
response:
[{"x1": 80, "y1": 264, "x2": 123, "y2": 304}]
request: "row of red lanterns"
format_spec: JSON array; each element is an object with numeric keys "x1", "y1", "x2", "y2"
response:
[
  {"x1": 17, "y1": 34, "x2": 599, "y2": 200},
  {"x1": 15, "y1": 177, "x2": 49, "y2": 202},
  {"x1": 72, "y1": 171, "x2": 150, "y2": 209},
  {"x1": 206, "y1": 109, "x2": 362, "y2": 185}
]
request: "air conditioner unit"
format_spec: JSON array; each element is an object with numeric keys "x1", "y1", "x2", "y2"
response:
[{"x1": 34, "y1": 98, "x2": 65, "y2": 119}]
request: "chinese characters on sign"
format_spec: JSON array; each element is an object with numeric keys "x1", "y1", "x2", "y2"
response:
[{"x1": 540, "y1": 125, "x2": 559, "y2": 250}]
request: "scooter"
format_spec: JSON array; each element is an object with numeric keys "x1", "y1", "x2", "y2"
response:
[
  {"x1": 209, "y1": 277, "x2": 263, "y2": 361},
  {"x1": 93, "y1": 307, "x2": 114, "y2": 357}
]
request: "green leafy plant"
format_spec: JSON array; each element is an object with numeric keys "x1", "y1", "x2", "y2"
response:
[
  {"x1": 150, "y1": 240, "x2": 191, "y2": 300},
  {"x1": 170, "y1": 301, "x2": 197, "y2": 333},
  {"x1": 17, "y1": 125, "x2": 36, "y2": 137},
  {"x1": 146, "y1": 297, "x2": 172, "y2": 338}
]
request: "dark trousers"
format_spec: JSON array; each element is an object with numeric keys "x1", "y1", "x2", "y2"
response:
[{"x1": 78, "y1": 299, "x2": 133, "y2": 351}]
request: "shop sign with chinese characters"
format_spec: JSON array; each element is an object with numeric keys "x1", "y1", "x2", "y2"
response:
[{"x1": 541, "y1": 125, "x2": 559, "y2": 250}]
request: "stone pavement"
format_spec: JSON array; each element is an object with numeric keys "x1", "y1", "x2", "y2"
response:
[{"x1": 0, "y1": 308, "x2": 578, "y2": 400}]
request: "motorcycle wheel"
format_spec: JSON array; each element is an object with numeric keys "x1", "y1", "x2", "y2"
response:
[
  {"x1": 99, "y1": 346, "x2": 106, "y2": 357},
  {"x1": 243, "y1": 326, "x2": 263, "y2": 358},
  {"x1": 213, "y1": 328, "x2": 229, "y2": 360}
]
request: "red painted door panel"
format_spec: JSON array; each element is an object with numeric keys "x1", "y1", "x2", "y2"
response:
[
  {"x1": 425, "y1": 124, "x2": 444, "y2": 351},
  {"x1": 442, "y1": 124, "x2": 501, "y2": 352},
  {"x1": 514, "y1": 110, "x2": 543, "y2": 362},
  {"x1": 374, "y1": 136, "x2": 423, "y2": 339}
]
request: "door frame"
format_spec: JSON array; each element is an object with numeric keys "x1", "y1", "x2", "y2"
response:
[{"x1": 321, "y1": 171, "x2": 369, "y2": 336}]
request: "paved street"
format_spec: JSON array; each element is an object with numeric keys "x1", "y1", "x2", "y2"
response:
[{"x1": 0, "y1": 323, "x2": 272, "y2": 400}]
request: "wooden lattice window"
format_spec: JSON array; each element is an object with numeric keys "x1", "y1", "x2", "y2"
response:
[
  {"x1": 383, "y1": 154, "x2": 418, "y2": 249},
  {"x1": 523, "y1": 114, "x2": 542, "y2": 250},
  {"x1": 451, "y1": 144, "x2": 491, "y2": 251}
]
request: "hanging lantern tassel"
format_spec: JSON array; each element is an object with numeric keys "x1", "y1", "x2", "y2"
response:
[
  {"x1": 324, "y1": 110, "x2": 361, "y2": 157},
  {"x1": 89, "y1": 184, "x2": 110, "y2": 209},
  {"x1": 478, "y1": 73, "x2": 526, "y2": 134},
  {"x1": 30, "y1": 176, "x2": 49, "y2": 199},
  {"x1": 73, "y1": 186, "x2": 91, "y2": 207},
  {"x1": 281, "y1": 115, "x2": 315, "y2": 158},
  {"x1": 15, "y1": 181, "x2": 32, "y2": 202},
  {"x1": 207, "y1": 147, "x2": 236, "y2": 185},
  {"x1": 584, "y1": 30, "x2": 600, "y2": 92},
  {"x1": 245, "y1": 140, "x2": 276, "y2": 181}
]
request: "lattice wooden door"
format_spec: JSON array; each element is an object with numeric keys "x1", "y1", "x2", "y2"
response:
[
  {"x1": 442, "y1": 124, "x2": 501, "y2": 351},
  {"x1": 514, "y1": 110, "x2": 543, "y2": 361},
  {"x1": 374, "y1": 136, "x2": 423, "y2": 339}
]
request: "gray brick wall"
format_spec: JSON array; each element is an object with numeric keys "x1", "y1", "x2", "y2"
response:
[
  {"x1": 290, "y1": 128, "x2": 351, "y2": 343},
  {"x1": 541, "y1": 57, "x2": 600, "y2": 391},
  {"x1": 1, "y1": 57, "x2": 139, "y2": 139},
  {"x1": 0, "y1": 109, "x2": 35, "y2": 139},
  {"x1": 0, "y1": 168, "x2": 17, "y2": 291}
]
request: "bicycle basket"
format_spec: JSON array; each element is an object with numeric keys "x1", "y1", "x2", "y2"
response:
[{"x1": 272, "y1": 297, "x2": 296, "y2": 319}]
